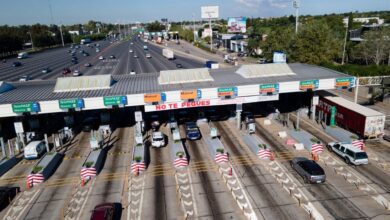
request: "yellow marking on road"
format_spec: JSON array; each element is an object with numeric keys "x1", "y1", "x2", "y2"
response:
[{"x1": 275, "y1": 151, "x2": 294, "y2": 161}]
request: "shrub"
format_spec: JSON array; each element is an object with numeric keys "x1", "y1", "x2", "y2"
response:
[
  {"x1": 85, "y1": 161, "x2": 94, "y2": 168},
  {"x1": 32, "y1": 166, "x2": 43, "y2": 174},
  {"x1": 216, "y1": 148, "x2": 224, "y2": 154},
  {"x1": 176, "y1": 151, "x2": 185, "y2": 158},
  {"x1": 134, "y1": 156, "x2": 142, "y2": 162}
]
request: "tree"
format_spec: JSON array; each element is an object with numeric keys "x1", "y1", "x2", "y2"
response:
[
  {"x1": 146, "y1": 21, "x2": 165, "y2": 32},
  {"x1": 357, "y1": 27, "x2": 390, "y2": 65}
]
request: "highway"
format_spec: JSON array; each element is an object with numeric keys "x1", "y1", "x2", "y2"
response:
[{"x1": 0, "y1": 37, "x2": 204, "y2": 82}]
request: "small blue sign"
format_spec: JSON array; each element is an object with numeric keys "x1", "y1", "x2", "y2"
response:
[
  {"x1": 161, "y1": 93, "x2": 166, "y2": 102},
  {"x1": 233, "y1": 87, "x2": 238, "y2": 97},
  {"x1": 197, "y1": 89, "x2": 202, "y2": 99},
  {"x1": 120, "y1": 96, "x2": 128, "y2": 105},
  {"x1": 31, "y1": 102, "x2": 40, "y2": 112},
  {"x1": 77, "y1": 99, "x2": 85, "y2": 109}
]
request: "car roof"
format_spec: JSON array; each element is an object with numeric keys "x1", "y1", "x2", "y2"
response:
[
  {"x1": 153, "y1": 132, "x2": 163, "y2": 137},
  {"x1": 340, "y1": 143, "x2": 364, "y2": 152},
  {"x1": 26, "y1": 140, "x2": 43, "y2": 146}
]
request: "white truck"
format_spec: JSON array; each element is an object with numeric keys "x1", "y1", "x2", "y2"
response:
[
  {"x1": 24, "y1": 140, "x2": 46, "y2": 160},
  {"x1": 17, "y1": 52, "x2": 28, "y2": 59},
  {"x1": 162, "y1": 48, "x2": 174, "y2": 60}
]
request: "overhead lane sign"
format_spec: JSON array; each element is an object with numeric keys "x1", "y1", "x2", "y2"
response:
[
  {"x1": 59, "y1": 99, "x2": 84, "y2": 110},
  {"x1": 218, "y1": 87, "x2": 238, "y2": 98},
  {"x1": 12, "y1": 102, "x2": 40, "y2": 113},
  {"x1": 260, "y1": 84, "x2": 279, "y2": 96},
  {"x1": 299, "y1": 79, "x2": 319, "y2": 91},
  {"x1": 144, "y1": 93, "x2": 166, "y2": 104},
  {"x1": 335, "y1": 77, "x2": 355, "y2": 89},
  {"x1": 103, "y1": 96, "x2": 127, "y2": 107},
  {"x1": 180, "y1": 90, "x2": 201, "y2": 100}
]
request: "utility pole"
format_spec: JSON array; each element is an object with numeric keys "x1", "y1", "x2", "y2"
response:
[
  {"x1": 293, "y1": 0, "x2": 300, "y2": 34},
  {"x1": 192, "y1": 13, "x2": 196, "y2": 42},
  {"x1": 27, "y1": 32, "x2": 34, "y2": 50},
  {"x1": 209, "y1": 18, "x2": 213, "y2": 51},
  {"x1": 59, "y1": 24, "x2": 65, "y2": 47},
  {"x1": 341, "y1": 17, "x2": 349, "y2": 65}
]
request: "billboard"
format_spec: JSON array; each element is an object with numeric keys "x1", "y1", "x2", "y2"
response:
[
  {"x1": 228, "y1": 17, "x2": 247, "y2": 33},
  {"x1": 201, "y1": 6, "x2": 219, "y2": 19}
]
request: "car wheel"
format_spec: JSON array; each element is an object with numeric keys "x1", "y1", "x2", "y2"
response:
[{"x1": 345, "y1": 157, "x2": 350, "y2": 165}]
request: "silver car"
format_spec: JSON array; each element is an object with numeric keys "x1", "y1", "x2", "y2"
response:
[{"x1": 290, "y1": 157, "x2": 326, "y2": 184}]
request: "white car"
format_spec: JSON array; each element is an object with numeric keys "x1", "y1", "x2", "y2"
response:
[
  {"x1": 99, "y1": 56, "x2": 104, "y2": 60},
  {"x1": 151, "y1": 132, "x2": 165, "y2": 148},
  {"x1": 129, "y1": 50, "x2": 133, "y2": 53},
  {"x1": 130, "y1": 70, "x2": 136, "y2": 75},
  {"x1": 73, "y1": 70, "x2": 81, "y2": 76},
  {"x1": 327, "y1": 142, "x2": 368, "y2": 165},
  {"x1": 19, "y1": 75, "x2": 31, "y2": 82},
  {"x1": 146, "y1": 53, "x2": 151, "y2": 58}
]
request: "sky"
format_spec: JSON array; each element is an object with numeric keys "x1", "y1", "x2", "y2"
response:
[{"x1": 0, "y1": 0, "x2": 389, "y2": 25}]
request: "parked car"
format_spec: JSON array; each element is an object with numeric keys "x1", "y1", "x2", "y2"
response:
[
  {"x1": 0, "y1": 187, "x2": 20, "y2": 211},
  {"x1": 185, "y1": 122, "x2": 201, "y2": 140},
  {"x1": 62, "y1": 68, "x2": 71, "y2": 75},
  {"x1": 73, "y1": 70, "x2": 81, "y2": 76},
  {"x1": 83, "y1": 52, "x2": 90, "y2": 57},
  {"x1": 41, "y1": 67, "x2": 51, "y2": 73},
  {"x1": 327, "y1": 142, "x2": 369, "y2": 165},
  {"x1": 176, "y1": 63, "x2": 182, "y2": 68},
  {"x1": 90, "y1": 203, "x2": 115, "y2": 220},
  {"x1": 291, "y1": 157, "x2": 326, "y2": 184},
  {"x1": 12, "y1": 61, "x2": 21, "y2": 67},
  {"x1": 19, "y1": 75, "x2": 31, "y2": 82},
  {"x1": 151, "y1": 132, "x2": 165, "y2": 148},
  {"x1": 24, "y1": 140, "x2": 46, "y2": 160}
]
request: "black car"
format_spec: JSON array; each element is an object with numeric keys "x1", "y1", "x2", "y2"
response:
[
  {"x1": 109, "y1": 55, "x2": 116, "y2": 59},
  {"x1": 81, "y1": 117, "x2": 100, "y2": 132},
  {"x1": 83, "y1": 52, "x2": 89, "y2": 57},
  {"x1": 0, "y1": 187, "x2": 20, "y2": 211},
  {"x1": 291, "y1": 157, "x2": 326, "y2": 184},
  {"x1": 71, "y1": 60, "x2": 78, "y2": 64},
  {"x1": 71, "y1": 57, "x2": 78, "y2": 61},
  {"x1": 12, "y1": 61, "x2": 21, "y2": 67}
]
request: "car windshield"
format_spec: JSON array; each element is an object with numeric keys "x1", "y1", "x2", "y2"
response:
[
  {"x1": 299, "y1": 161, "x2": 324, "y2": 175},
  {"x1": 153, "y1": 137, "x2": 163, "y2": 141},
  {"x1": 355, "y1": 152, "x2": 368, "y2": 160}
]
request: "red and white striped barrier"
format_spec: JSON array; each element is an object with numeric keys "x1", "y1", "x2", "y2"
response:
[
  {"x1": 131, "y1": 162, "x2": 146, "y2": 175},
  {"x1": 80, "y1": 167, "x2": 97, "y2": 180},
  {"x1": 215, "y1": 153, "x2": 228, "y2": 164},
  {"x1": 258, "y1": 149, "x2": 271, "y2": 159},
  {"x1": 174, "y1": 157, "x2": 188, "y2": 168},
  {"x1": 27, "y1": 174, "x2": 44, "y2": 187},
  {"x1": 311, "y1": 143, "x2": 324, "y2": 154},
  {"x1": 352, "y1": 140, "x2": 365, "y2": 151}
]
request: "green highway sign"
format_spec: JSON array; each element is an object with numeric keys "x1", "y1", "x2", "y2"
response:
[
  {"x1": 12, "y1": 102, "x2": 40, "y2": 113},
  {"x1": 103, "y1": 96, "x2": 127, "y2": 106},
  {"x1": 59, "y1": 99, "x2": 84, "y2": 109}
]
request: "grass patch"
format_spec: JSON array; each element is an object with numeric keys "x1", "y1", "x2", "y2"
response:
[
  {"x1": 258, "y1": 144, "x2": 267, "y2": 149},
  {"x1": 32, "y1": 166, "x2": 43, "y2": 174},
  {"x1": 176, "y1": 151, "x2": 185, "y2": 158},
  {"x1": 85, "y1": 161, "x2": 94, "y2": 168},
  {"x1": 350, "y1": 135, "x2": 359, "y2": 140},
  {"x1": 47, "y1": 152, "x2": 55, "y2": 155},
  {"x1": 310, "y1": 137, "x2": 320, "y2": 143},
  {"x1": 216, "y1": 148, "x2": 224, "y2": 154}
]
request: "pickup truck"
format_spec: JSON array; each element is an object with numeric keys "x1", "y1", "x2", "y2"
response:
[{"x1": 327, "y1": 142, "x2": 368, "y2": 165}]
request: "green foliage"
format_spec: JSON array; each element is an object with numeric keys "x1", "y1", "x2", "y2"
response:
[
  {"x1": 310, "y1": 137, "x2": 320, "y2": 143},
  {"x1": 176, "y1": 151, "x2": 185, "y2": 158},
  {"x1": 322, "y1": 63, "x2": 390, "y2": 76},
  {"x1": 85, "y1": 161, "x2": 94, "y2": 168},
  {"x1": 146, "y1": 21, "x2": 165, "y2": 32},
  {"x1": 32, "y1": 166, "x2": 43, "y2": 174},
  {"x1": 350, "y1": 135, "x2": 359, "y2": 140},
  {"x1": 216, "y1": 148, "x2": 224, "y2": 154},
  {"x1": 71, "y1": 33, "x2": 106, "y2": 44},
  {"x1": 134, "y1": 156, "x2": 142, "y2": 162}
]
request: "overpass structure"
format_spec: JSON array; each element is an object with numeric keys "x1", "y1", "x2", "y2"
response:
[{"x1": 0, "y1": 63, "x2": 355, "y2": 118}]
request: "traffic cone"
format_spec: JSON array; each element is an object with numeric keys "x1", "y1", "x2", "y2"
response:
[
  {"x1": 229, "y1": 167, "x2": 232, "y2": 176},
  {"x1": 26, "y1": 180, "x2": 30, "y2": 189},
  {"x1": 82, "y1": 178, "x2": 85, "y2": 187}
]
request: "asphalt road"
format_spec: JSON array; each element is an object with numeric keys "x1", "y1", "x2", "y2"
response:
[{"x1": 0, "y1": 37, "x2": 204, "y2": 82}]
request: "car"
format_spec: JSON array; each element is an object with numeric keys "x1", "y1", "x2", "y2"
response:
[
  {"x1": 84, "y1": 63, "x2": 92, "y2": 67},
  {"x1": 71, "y1": 60, "x2": 78, "y2": 64},
  {"x1": 12, "y1": 61, "x2": 21, "y2": 67},
  {"x1": 176, "y1": 63, "x2": 183, "y2": 68},
  {"x1": 83, "y1": 52, "x2": 89, "y2": 57},
  {"x1": 24, "y1": 140, "x2": 46, "y2": 159},
  {"x1": 133, "y1": 54, "x2": 138, "y2": 58},
  {"x1": 185, "y1": 122, "x2": 201, "y2": 140},
  {"x1": 90, "y1": 203, "x2": 115, "y2": 220},
  {"x1": 129, "y1": 70, "x2": 136, "y2": 75},
  {"x1": 109, "y1": 55, "x2": 115, "y2": 59},
  {"x1": 290, "y1": 157, "x2": 326, "y2": 184},
  {"x1": 129, "y1": 49, "x2": 133, "y2": 53},
  {"x1": 19, "y1": 75, "x2": 31, "y2": 82},
  {"x1": 151, "y1": 132, "x2": 165, "y2": 148},
  {"x1": 41, "y1": 67, "x2": 51, "y2": 73},
  {"x1": 383, "y1": 134, "x2": 390, "y2": 142},
  {"x1": 327, "y1": 142, "x2": 369, "y2": 165},
  {"x1": 62, "y1": 68, "x2": 71, "y2": 75},
  {"x1": 130, "y1": 42, "x2": 134, "y2": 45},
  {"x1": 145, "y1": 53, "x2": 151, "y2": 58},
  {"x1": 99, "y1": 56, "x2": 104, "y2": 60},
  {"x1": 0, "y1": 187, "x2": 20, "y2": 211},
  {"x1": 73, "y1": 70, "x2": 81, "y2": 76},
  {"x1": 81, "y1": 117, "x2": 100, "y2": 132},
  {"x1": 242, "y1": 111, "x2": 255, "y2": 124},
  {"x1": 71, "y1": 57, "x2": 78, "y2": 61},
  {"x1": 96, "y1": 48, "x2": 100, "y2": 52}
]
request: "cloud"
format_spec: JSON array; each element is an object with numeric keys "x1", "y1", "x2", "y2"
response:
[
  {"x1": 268, "y1": 0, "x2": 290, "y2": 9},
  {"x1": 235, "y1": 0, "x2": 263, "y2": 8}
]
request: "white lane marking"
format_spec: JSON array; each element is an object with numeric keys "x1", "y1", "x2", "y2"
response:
[
  {"x1": 187, "y1": 168, "x2": 198, "y2": 217},
  {"x1": 4, "y1": 189, "x2": 42, "y2": 220},
  {"x1": 75, "y1": 179, "x2": 95, "y2": 220}
]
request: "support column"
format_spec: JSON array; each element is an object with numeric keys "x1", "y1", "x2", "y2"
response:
[
  {"x1": 44, "y1": 134, "x2": 50, "y2": 153},
  {"x1": 236, "y1": 110, "x2": 242, "y2": 130},
  {"x1": 354, "y1": 77, "x2": 359, "y2": 103},
  {"x1": 0, "y1": 137, "x2": 6, "y2": 158},
  {"x1": 296, "y1": 110, "x2": 300, "y2": 130}
]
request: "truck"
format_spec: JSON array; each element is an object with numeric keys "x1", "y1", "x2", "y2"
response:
[
  {"x1": 206, "y1": 61, "x2": 219, "y2": 69},
  {"x1": 162, "y1": 48, "x2": 174, "y2": 60},
  {"x1": 317, "y1": 96, "x2": 385, "y2": 139},
  {"x1": 80, "y1": 38, "x2": 92, "y2": 45},
  {"x1": 17, "y1": 52, "x2": 28, "y2": 59}
]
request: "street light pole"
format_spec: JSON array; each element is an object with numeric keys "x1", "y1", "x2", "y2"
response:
[
  {"x1": 192, "y1": 13, "x2": 196, "y2": 42},
  {"x1": 341, "y1": 17, "x2": 349, "y2": 65},
  {"x1": 293, "y1": 0, "x2": 300, "y2": 34},
  {"x1": 59, "y1": 24, "x2": 65, "y2": 47},
  {"x1": 27, "y1": 32, "x2": 34, "y2": 50}
]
